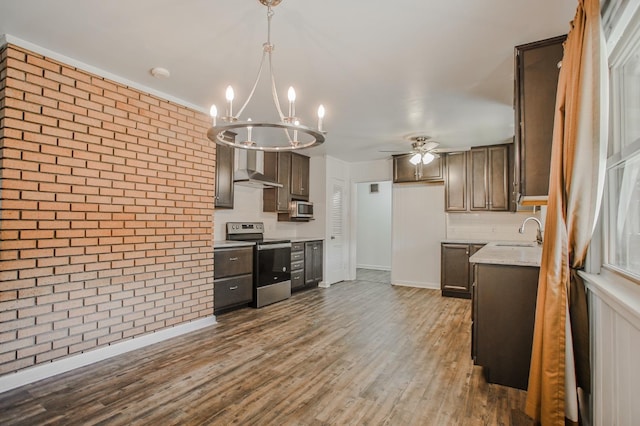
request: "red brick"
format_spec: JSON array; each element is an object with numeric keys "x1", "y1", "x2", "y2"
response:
[
  {"x1": 36, "y1": 347, "x2": 69, "y2": 363},
  {"x1": 61, "y1": 67, "x2": 92, "y2": 84},
  {"x1": 6, "y1": 77, "x2": 43, "y2": 95},
  {"x1": 3, "y1": 97, "x2": 42, "y2": 113},
  {"x1": 60, "y1": 84, "x2": 90, "y2": 100},
  {"x1": 58, "y1": 101, "x2": 87, "y2": 116},
  {"x1": 43, "y1": 87, "x2": 74, "y2": 104},
  {"x1": 25, "y1": 73, "x2": 60, "y2": 91},
  {"x1": 6, "y1": 57, "x2": 43, "y2": 76},
  {"x1": 26, "y1": 55, "x2": 60, "y2": 73},
  {"x1": 16, "y1": 321, "x2": 53, "y2": 338},
  {"x1": 75, "y1": 97, "x2": 103, "y2": 112},
  {"x1": 69, "y1": 340, "x2": 98, "y2": 354}
]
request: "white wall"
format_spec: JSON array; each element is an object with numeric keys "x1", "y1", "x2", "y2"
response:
[
  {"x1": 214, "y1": 150, "x2": 325, "y2": 241},
  {"x1": 213, "y1": 185, "x2": 298, "y2": 241},
  {"x1": 391, "y1": 183, "x2": 446, "y2": 289},
  {"x1": 587, "y1": 273, "x2": 640, "y2": 425},
  {"x1": 356, "y1": 181, "x2": 392, "y2": 270},
  {"x1": 445, "y1": 210, "x2": 544, "y2": 242},
  {"x1": 349, "y1": 159, "x2": 393, "y2": 279}
]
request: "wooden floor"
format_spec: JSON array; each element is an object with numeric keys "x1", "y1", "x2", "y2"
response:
[{"x1": 0, "y1": 270, "x2": 531, "y2": 425}]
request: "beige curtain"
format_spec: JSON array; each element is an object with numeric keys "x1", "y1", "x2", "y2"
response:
[{"x1": 524, "y1": 0, "x2": 608, "y2": 424}]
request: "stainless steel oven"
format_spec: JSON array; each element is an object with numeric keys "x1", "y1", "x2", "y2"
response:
[{"x1": 226, "y1": 222, "x2": 291, "y2": 308}]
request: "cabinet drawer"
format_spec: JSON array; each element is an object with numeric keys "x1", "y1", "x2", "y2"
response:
[
  {"x1": 214, "y1": 274, "x2": 253, "y2": 311},
  {"x1": 214, "y1": 247, "x2": 253, "y2": 279},
  {"x1": 291, "y1": 270, "x2": 305, "y2": 289},
  {"x1": 291, "y1": 260, "x2": 304, "y2": 271},
  {"x1": 291, "y1": 251, "x2": 304, "y2": 262},
  {"x1": 292, "y1": 242, "x2": 304, "y2": 252}
]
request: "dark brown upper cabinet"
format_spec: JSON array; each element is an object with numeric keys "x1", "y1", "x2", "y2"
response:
[
  {"x1": 214, "y1": 132, "x2": 236, "y2": 209},
  {"x1": 514, "y1": 35, "x2": 566, "y2": 204},
  {"x1": 290, "y1": 152, "x2": 310, "y2": 200},
  {"x1": 444, "y1": 151, "x2": 468, "y2": 212},
  {"x1": 444, "y1": 144, "x2": 511, "y2": 212},
  {"x1": 263, "y1": 151, "x2": 310, "y2": 219},
  {"x1": 470, "y1": 146, "x2": 510, "y2": 211},
  {"x1": 392, "y1": 154, "x2": 443, "y2": 183},
  {"x1": 263, "y1": 151, "x2": 292, "y2": 213}
]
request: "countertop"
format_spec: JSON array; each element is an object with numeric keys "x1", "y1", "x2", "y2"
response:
[
  {"x1": 469, "y1": 241, "x2": 542, "y2": 267},
  {"x1": 441, "y1": 239, "x2": 490, "y2": 245},
  {"x1": 213, "y1": 240, "x2": 256, "y2": 249},
  {"x1": 289, "y1": 237, "x2": 324, "y2": 243}
]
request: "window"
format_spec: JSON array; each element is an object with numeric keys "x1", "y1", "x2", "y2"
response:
[{"x1": 604, "y1": 3, "x2": 640, "y2": 281}]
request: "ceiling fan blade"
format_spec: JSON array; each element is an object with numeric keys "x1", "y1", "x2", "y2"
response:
[{"x1": 423, "y1": 141, "x2": 440, "y2": 151}]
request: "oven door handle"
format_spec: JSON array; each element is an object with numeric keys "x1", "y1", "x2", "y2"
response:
[{"x1": 257, "y1": 243, "x2": 292, "y2": 251}]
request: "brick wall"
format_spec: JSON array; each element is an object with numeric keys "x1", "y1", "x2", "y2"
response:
[{"x1": 0, "y1": 44, "x2": 216, "y2": 375}]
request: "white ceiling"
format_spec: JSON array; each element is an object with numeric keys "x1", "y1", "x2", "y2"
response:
[{"x1": 0, "y1": 0, "x2": 576, "y2": 162}]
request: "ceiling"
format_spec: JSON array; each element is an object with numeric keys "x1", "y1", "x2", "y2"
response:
[{"x1": 0, "y1": 0, "x2": 576, "y2": 162}]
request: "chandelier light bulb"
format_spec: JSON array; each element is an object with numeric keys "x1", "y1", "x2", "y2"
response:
[
  {"x1": 247, "y1": 118, "x2": 253, "y2": 141},
  {"x1": 409, "y1": 153, "x2": 422, "y2": 165},
  {"x1": 225, "y1": 86, "x2": 235, "y2": 102},
  {"x1": 288, "y1": 86, "x2": 296, "y2": 118},
  {"x1": 317, "y1": 104, "x2": 325, "y2": 131},
  {"x1": 209, "y1": 104, "x2": 217, "y2": 126},
  {"x1": 225, "y1": 86, "x2": 234, "y2": 117}
]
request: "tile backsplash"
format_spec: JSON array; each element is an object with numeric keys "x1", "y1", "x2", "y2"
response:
[{"x1": 446, "y1": 208, "x2": 545, "y2": 242}]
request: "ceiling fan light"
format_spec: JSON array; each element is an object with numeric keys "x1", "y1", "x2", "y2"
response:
[
  {"x1": 409, "y1": 153, "x2": 422, "y2": 165},
  {"x1": 422, "y1": 152, "x2": 435, "y2": 165}
]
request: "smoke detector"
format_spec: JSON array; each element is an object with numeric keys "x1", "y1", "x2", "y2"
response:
[{"x1": 150, "y1": 67, "x2": 171, "y2": 79}]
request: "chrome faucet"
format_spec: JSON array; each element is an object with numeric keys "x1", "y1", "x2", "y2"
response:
[{"x1": 519, "y1": 217, "x2": 543, "y2": 245}]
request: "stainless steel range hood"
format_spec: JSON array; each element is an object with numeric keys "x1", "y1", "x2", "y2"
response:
[{"x1": 234, "y1": 150, "x2": 282, "y2": 188}]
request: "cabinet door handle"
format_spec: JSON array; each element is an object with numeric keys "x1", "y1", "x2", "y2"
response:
[
  {"x1": 229, "y1": 257, "x2": 238, "y2": 261},
  {"x1": 229, "y1": 286, "x2": 238, "y2": 290}
]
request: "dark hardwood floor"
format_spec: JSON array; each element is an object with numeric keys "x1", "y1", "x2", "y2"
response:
[{"x1": 0, "y1": 270, "x2": 530, "y2": 425}]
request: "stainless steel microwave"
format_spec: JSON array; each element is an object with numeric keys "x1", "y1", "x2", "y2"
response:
[{"x1": 290, "y1": 200, "x2": 313, "y2": 219}]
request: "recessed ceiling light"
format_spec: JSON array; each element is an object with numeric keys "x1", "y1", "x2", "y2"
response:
[{"x1": 150, "y1": 67, "x2": 170, "y2": 79}]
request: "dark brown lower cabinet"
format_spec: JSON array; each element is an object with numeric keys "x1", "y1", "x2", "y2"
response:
[
  {"x1": 304, "y1": 240, "x2": 323, "y2": 287},
  {"x1": 214, "y1": 246, "x2": 253, "y2": 314},
  {"x1": 291, "y1": 242, "x2": 305, "y2": 291},
  {"x1": 214, "y1": 275, "x2": 252, "y2": 313},
  {"x1": 441, "y1": 243, "x2": 484, "y2": 299},
  {"x1": 472, "y1": 263, "x2": 540, "y2": 390},
  {"x1": 291, "y1": 240, "x2": 323, "y2": 291}
]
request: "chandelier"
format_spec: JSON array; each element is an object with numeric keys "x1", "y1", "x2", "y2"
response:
[{"x1": 207, "y1": 0, "x2": 326, "y2": 151}]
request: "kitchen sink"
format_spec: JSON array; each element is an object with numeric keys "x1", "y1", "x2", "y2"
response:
[{"x1": 494, "y1": 242, "x2": 539, "y2": 247}]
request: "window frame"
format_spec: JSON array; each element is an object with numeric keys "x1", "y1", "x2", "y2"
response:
[{"x1": 600, "y1": 0, "x2": 640, "y2": 284}]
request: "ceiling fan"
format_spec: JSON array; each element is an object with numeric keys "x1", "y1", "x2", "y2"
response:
[{"x1": 380, "y1": 135, "x2": 443, "y2": 165}]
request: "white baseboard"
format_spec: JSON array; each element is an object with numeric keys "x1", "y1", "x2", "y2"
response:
[
  {"x1": 0, "y1": 316, "x2": 217, "y2": 394},
  {"x1": 392, "y1": 280, "x2": 440, "y2": 290},
  {"x1": 356, "y1": 264, "x2": 391, "y2": 271}
]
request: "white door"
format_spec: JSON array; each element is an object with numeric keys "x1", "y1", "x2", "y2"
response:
[{"x1": 325, "y1": 178, "x2": 348, "y2": 285}]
